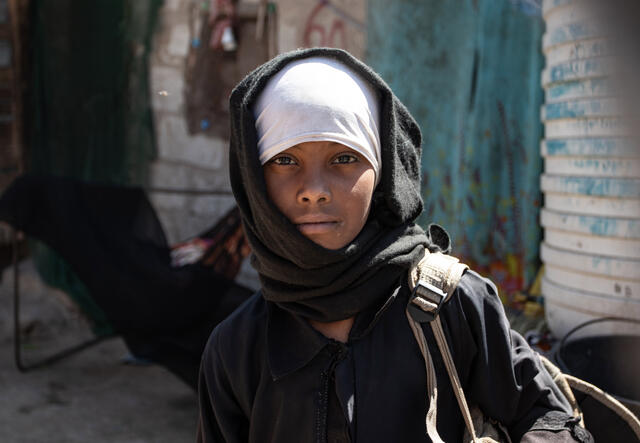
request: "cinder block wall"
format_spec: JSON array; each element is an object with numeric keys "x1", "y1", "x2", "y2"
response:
[{"x1": 149, "y1": 0, "x2": 236, "y2": 246}]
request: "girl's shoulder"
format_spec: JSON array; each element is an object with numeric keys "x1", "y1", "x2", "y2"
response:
[
  {"x1": 457, "y1": 269, "x2": 501, "y2": 304},
  {"x1": 438, "y1": 269, "x2": 510, "y2": 344},
  {"x1": 203, "y1": 291, "x2": 268, "y2": 363}
]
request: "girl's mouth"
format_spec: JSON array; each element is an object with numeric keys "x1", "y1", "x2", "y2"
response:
[{"x1": 296, "y1": 221, "x2": 339, "y2": 235}]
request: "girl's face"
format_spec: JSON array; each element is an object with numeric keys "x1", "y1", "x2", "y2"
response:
[{"x1": 263, "y1": 141, "x2": 376, "y2": 250}]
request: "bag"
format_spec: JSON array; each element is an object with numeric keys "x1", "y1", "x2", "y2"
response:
[{"x1": 406, "y1": 250, "x2": 640, "y2": 443}]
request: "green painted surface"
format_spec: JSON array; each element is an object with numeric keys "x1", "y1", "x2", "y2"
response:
[{"x1": 28, "y1": 0, "x2": 161, "y2": 185}]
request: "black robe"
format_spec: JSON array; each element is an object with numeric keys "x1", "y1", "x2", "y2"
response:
[{"x1": 197, "y1": 271, "x2": 590, "y2": 442}]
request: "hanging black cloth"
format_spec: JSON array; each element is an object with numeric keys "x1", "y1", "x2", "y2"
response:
[{"x1": 0, "y1": 174, "x2": 252, "y2": 388}]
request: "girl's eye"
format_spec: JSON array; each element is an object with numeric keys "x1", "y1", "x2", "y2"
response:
[
  {"x1": 271, "y1": 155, "x2": 297, "y2": 166},
  {"x1": 333, "y1": 154, "x2": 358, "y2": 164}
]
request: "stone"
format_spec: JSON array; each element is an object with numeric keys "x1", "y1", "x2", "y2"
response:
[
  {"x1": 164, "y1": 211, "x2": 214, "y2": 244},
  {"x1": 163, "y1": 0, "x2": 183, "y2": 11},
  {"x1": 151, "y1": 65, "x2": 184, "y2": 112},
  {"x1": 190, "y1": 167, "x2": 232, "y2": 192},
  {"x1": 156, "y1": 116, "x2": 225, "y2": 169},
  {"x1": 148, "y1": 160, "x2": 232, "y2": 194},
  {"x1": 274, "y1": 0, "x2": 366, "y2": 59},
  {"x1": 149, "y1": 160, "x2": 191, "y2": 189},
  {"x1": 167, "y1": 24, "x2": 191, "y2": 58},
  {"x1": 190, "y1": 194, "x2": 236, "y2": 216},
  {"x1": 278, "y1": 24, "x2": 298, "y2": 54},
  {"x1": 149, "y1": 194, "x2": 236, "y2": 245},
  {"x1": 148, "y1": 190, "x2": 188, "y2": 211}
]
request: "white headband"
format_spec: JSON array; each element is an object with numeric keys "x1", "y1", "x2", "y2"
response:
[{"x1": 252, "y1": 57, "x2": 381, "y2": 182}]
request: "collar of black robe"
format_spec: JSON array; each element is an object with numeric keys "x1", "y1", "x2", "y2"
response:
[
  {"x1": 266, "y1": 281, "x2": 404, "y2": 380},
  {"x1": 229, "y1": 47, "x2": 440, "y2": 323}
]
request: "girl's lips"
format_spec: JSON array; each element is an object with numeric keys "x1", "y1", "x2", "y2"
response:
[{"x1": 296, "y1": 221, "x2": 339, "y2": 235}]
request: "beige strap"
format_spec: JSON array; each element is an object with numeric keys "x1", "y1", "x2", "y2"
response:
[
  {"x1": 407, "y1": 251, "x2": 478, "y2": 442},
  {"x1": 431, "y1": 316, "x2": 479, "y2": 443},
  {"x1": 405, "y1": 308, "x2": 445, "y2": 443},
  {"x1": 408, "y1": 252, "x2": 468, "y2": 299},
  {"x1": 565, "y1": 374, "x2": 640, "y2": 439}
]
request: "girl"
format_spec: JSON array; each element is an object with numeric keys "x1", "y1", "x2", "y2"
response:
[{"x1": 197, "y1": 48, "x2": 591, "y2": 442}]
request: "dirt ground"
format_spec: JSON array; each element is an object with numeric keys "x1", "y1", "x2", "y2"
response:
[{"x1": 0, "y1": 260, "x2": 198, "y2": 443}]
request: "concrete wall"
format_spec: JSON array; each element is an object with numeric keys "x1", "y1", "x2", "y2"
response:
[{"x1": 276, "y1": 0, "x2": 366, "y2": 59}]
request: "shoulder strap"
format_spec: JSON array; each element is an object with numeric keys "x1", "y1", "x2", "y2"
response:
[
  {"x1": 408, "y1": 251, "x2": 468, "y2": 298},
  {"x1": 406, "y1": 251, "x2": 483, "y2": 443}
]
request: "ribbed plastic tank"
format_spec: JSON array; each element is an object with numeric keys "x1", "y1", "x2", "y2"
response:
[{"x1": 541, "y1": 0, "x2": 640, "y2": 338}]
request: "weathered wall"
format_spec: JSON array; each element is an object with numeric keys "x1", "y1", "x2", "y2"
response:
[
  {"x1": 149, "y1": 0, "x2": 237, "y2": 246},
  {"x1": 276, "y1": 0, "x2": 366, "y2": 58},
  {"x1": 367, "y1": 0, "x2": 545, "y2": 296}
]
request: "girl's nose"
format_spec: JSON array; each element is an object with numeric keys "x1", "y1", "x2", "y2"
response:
[{"x1": 296, "y1": 171, "x2": 331, "y2": 205}]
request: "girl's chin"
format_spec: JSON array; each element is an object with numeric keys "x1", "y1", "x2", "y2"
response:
[{"x1": 297, "y1": 228, "x2": 351, "y2": 250}]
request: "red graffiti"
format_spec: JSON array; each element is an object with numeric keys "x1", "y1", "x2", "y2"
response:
[{"x1": 303, "y1": 1, "x2": 346, "y2": 48}]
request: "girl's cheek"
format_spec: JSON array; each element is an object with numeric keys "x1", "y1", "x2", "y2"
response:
[{"x1": 351, "y1": 171, "x2": 376, "y2": 194}]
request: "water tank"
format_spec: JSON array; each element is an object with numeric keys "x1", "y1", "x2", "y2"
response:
[{"x1": 540, "y1": 0, "x2": 640, "y2": 338}]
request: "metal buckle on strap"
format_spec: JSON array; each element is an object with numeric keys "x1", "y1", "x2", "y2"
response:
[{"x1": 408, "y1": 280, "x2": 447, "y2": 323}]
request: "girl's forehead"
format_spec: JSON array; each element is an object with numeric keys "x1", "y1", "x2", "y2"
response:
[
  {"x1": 285, "y1": 141, "x2": 352, "y2": 152},
  {"x1": 251, "y1": 56, "x2": 381, "y2": 183}
]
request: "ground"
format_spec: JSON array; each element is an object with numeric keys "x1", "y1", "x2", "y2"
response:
[{"x1": 0, "y1": 260, "x2": 198, "y2": 443}]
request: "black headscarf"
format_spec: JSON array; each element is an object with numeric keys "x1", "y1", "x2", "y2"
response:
[{"x1": 229, "y1": 48, "x2": 448, "y2": 322}]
